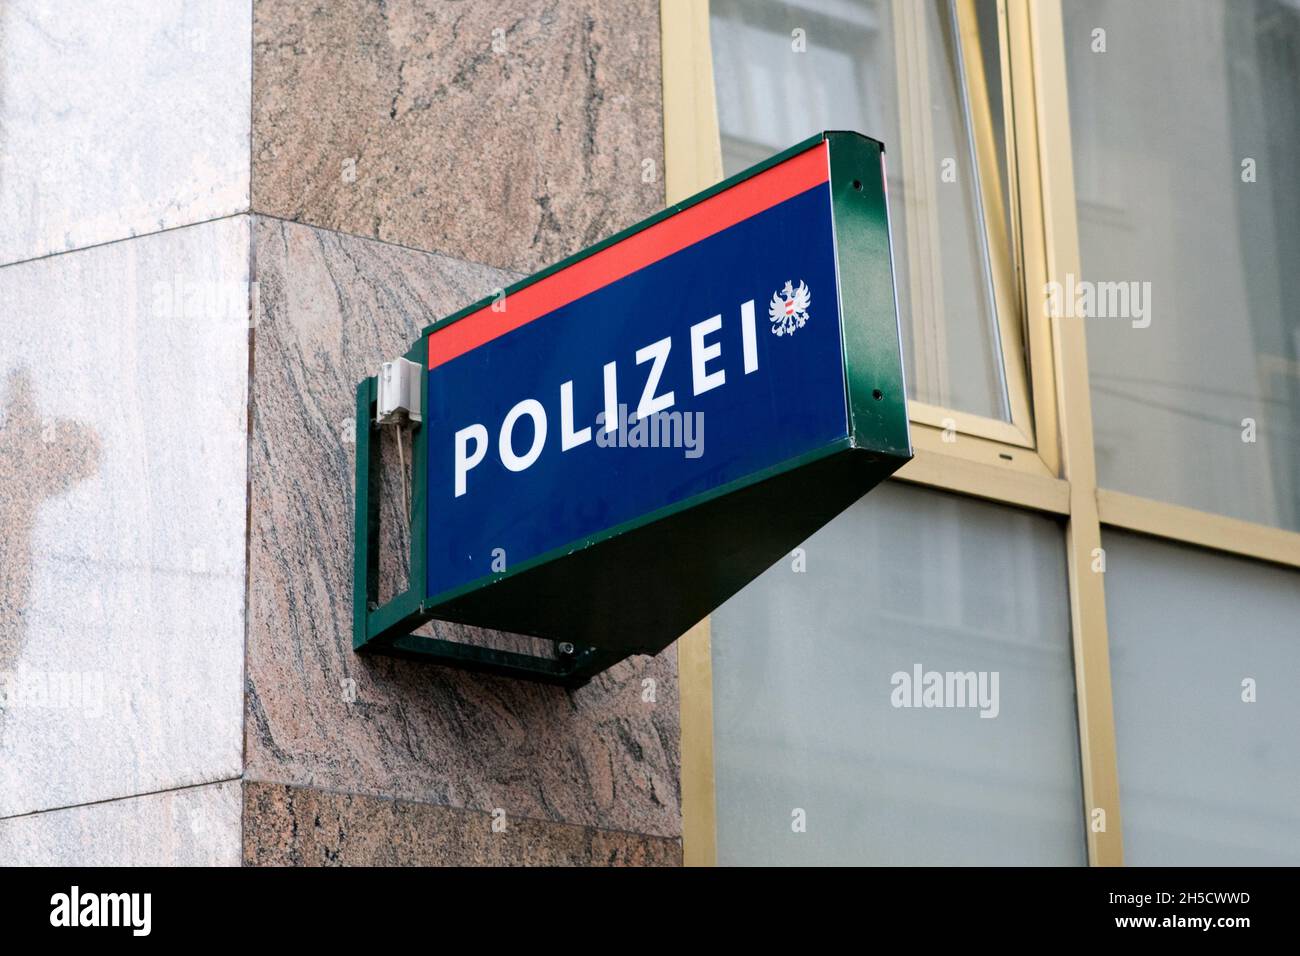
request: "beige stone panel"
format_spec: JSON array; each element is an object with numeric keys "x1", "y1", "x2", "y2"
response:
[
  {"x1": 245, "y1": 217, "x2": 681, "y2": 838},
  {"x1": 252, "y1": 0, "x2": 665, "y2": 274},
  {"x1": 243, "y1": 781, "x2": 681, "y2": 866}
]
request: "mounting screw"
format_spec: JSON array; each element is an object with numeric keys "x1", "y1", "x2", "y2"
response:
[{"x1": 557, "y1": 641, "x2": 576, "y2": 657}]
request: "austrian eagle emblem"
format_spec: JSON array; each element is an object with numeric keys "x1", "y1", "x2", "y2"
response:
[{"x1": 769, "y1": 280, "x2": 810, "y2": 336}]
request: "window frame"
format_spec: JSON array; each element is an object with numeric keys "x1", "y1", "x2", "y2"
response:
[
  {"x1": 897, "y1": 0, "x2": 1036, "y2": 448},
  {"x1": 661, "y1": 0, "x2": 1300, "y2": 868}
]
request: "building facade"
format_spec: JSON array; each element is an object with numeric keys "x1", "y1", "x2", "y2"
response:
[{"x1": 1, "y1": 0, "x2": 1297, "y2": 866}]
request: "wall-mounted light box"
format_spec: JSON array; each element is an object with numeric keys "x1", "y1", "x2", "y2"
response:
[{"x1": 353, "y1": 131, "x2": 911, "y2": 687}]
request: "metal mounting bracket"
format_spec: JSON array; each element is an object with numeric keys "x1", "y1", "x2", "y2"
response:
[{"x1": 352, "y1": 369, "x2": 632, "y2": 689}]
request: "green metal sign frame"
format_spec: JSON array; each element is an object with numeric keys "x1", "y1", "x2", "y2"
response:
[{"x1": 353, "y1": 131, "x2": 912, "y2": 687}]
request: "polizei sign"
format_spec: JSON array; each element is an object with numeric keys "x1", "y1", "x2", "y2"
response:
[{"x1": 354, "y1": 131, "x2": 911, "y2": 686}]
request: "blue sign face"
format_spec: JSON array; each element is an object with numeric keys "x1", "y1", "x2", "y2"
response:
[{"x1": 423, "y1": 147, "x2": 850, "y2": 601}]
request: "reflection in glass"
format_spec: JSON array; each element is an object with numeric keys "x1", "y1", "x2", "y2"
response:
[
  {"x1": 710, "y1": 0, "x2": 1014, "y2": 420},
  {"x1": 1104, "y1": 531, "x2": 1300, "y2": 864},
  {"x1": 1064, "y1": 0, "x2": 1300, "y2": 530},
  {"x1": 710, "y1": 483, "x2": 1085, "y2": 865}
]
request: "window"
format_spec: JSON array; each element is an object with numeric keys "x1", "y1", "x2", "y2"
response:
[
  {"x1": 710, "y1": 484, "x2": 1084, "y2": 865},
  {"x1": 1064, "y1": 0, "x2": 1300, "y2": 531},
  {"x1": 1103, "y1": 531, "x2": 1300, "y2": 865},
  {"x1": 710, "y1": 0, "x2": 1032, "y2": 441},
  {"x1": 665, "y1": 0, "x2": 1300, "y2": 867}
]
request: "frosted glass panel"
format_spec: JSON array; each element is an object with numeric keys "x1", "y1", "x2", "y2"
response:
[
  {"x1": 1063, "y1": 0, "x2": 1300, "y2": 530},
  {"x1": 710, "y1": 483, "x2": 1084, "y2": 865},
  {"x1": 1104, "y1": 532, "x2": 1300, "y2": 865},
  {"x1": 710, "y1": 0, "x2": 1012, "y2": 420}
]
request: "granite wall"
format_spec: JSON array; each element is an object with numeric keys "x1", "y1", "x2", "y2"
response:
[
  {"x1": 0, "y1": 0, "x2": 253, "y2": 865},
  {"x1": 251, "y1": 0, "x2": 664, "y2": 275},
  {"x1": 0, "y1": 0, "x2": 680, "y2": 866}
]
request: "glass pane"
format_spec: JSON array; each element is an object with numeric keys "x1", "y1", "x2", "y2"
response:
[
  {"x1": 710, "y1": 483, "x2": 1085, "y2": 865},
  {"x1": 1063, "y1": 0, "x2": 1300, "y2": 531},
  {"x1": 710, "y1": 0, "x2": 1014, "y2": 420},
  {"x1": 1103, "y1": 531, "x2": 1300, "y2": 864}
]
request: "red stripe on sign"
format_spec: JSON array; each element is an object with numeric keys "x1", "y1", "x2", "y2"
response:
[{"x1": 427, "y1": 142, "x2": 830, "y2": 370}]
